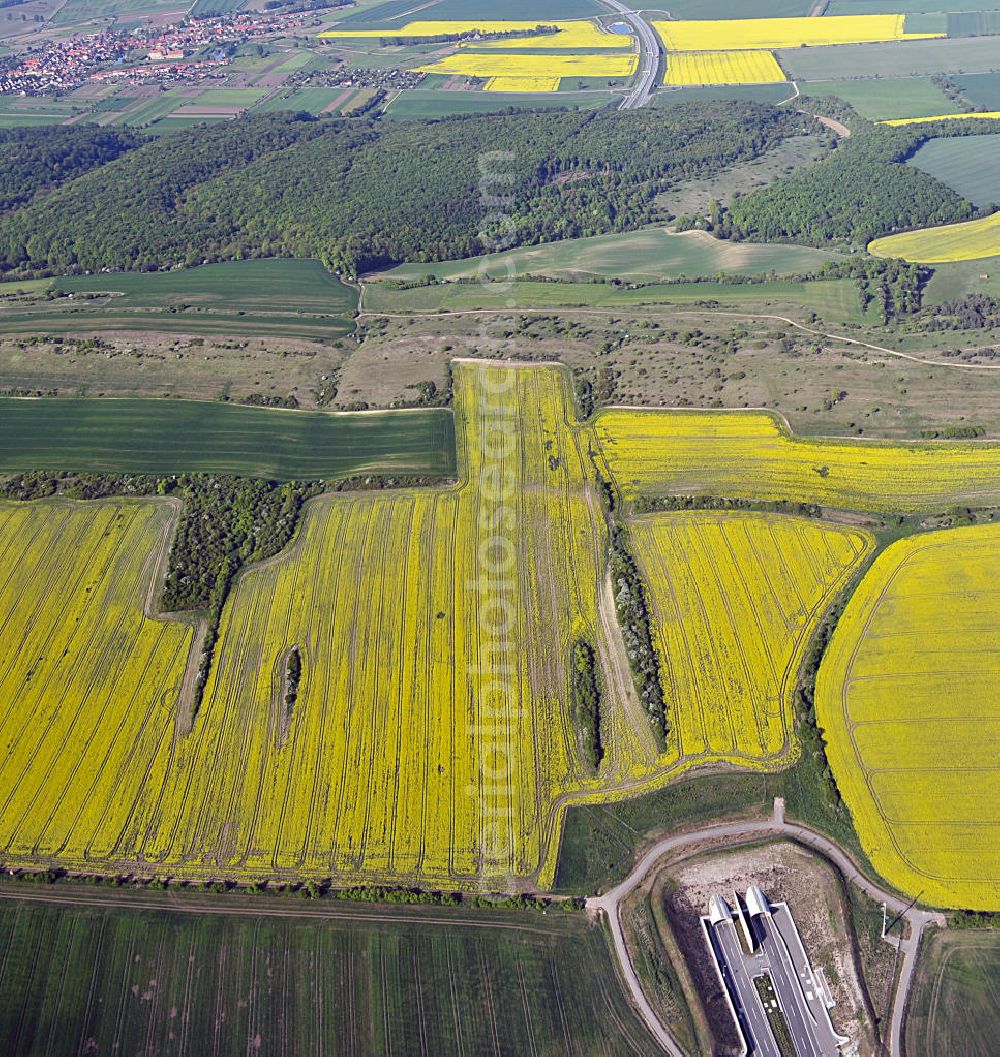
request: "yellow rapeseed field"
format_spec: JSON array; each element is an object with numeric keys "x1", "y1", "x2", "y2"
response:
[
  {"x1": 414, "y1": 52, "x2": 638, "y2": 83},
  {"x1": 140, "y1": 364, "x2": 608, "y2": 884},
  {"x1": 321, "y1": 18, "x2": 541, "y2": 37},
  {"x1": 664, "y1": 50, "x2": 786, "y2": 86},
  {"x1": 468, "y1": 21, "x2": 631, "y2": 50},
  {"x1": 0, "y1": 500, "x2": 191, "y2": 864},
  {"x1": 593, "y1": 407, "x2": 1000, "y2": 512},
  {"x1": 652, "y1": 14, "x2": 942, "y2": 51},
  {"x1": 0, "y1": 365, "x2": 872, "y2": 890},
  {"x1": 880, "y1": 111, "x2": 1000, "y2": 126},
  {"x1": 631, "y1": 513, "x2": 870, "y2": 763},
  {"x1": 868, "y1": 211, "x2": 1000, "y2": 263},
  {"x1": 816, "y1": 524, "x2": 1000, "y2": 909},
  {"x1": 485, "y1": 75, "x2": 561, "y2": 93},
  {"x1": 320, "y1": 19, "x2": 630, "y2": 48}
]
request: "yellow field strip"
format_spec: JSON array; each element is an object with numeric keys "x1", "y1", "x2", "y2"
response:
[
  {"x1": 319, "y1": 19, "x2": 631, "y2": 48},
  {"x1": 594, "y1": 406, "x2": 1000, "y2": 511},
  {"x1": 665, "y1": 50, "x2": 786, "y2": 86},
  {"x1": 653, "y1": 14, "x2": 943, "y2": 51},
  {"x1": 415, "y1": 52, "x2": 638, "y2": 82},
  {"x1": 816, "y1": 524, "x2": 1000, "y2": 909},
  {"x1": 879, "y1": 111, "x2": 1000, "y2": 126},
  {"x1": 467, "y1": 22, "x2": 631, "y2": 50},
  {"x1": 484, "y1": 76, "x2": 561, "y2": 92},
  {"x1": 869, "y1": 211, "x2": 1000, "y2": 264},
  {"x1": 0, "y1": 501, "x2": 193, "y2": 867}
]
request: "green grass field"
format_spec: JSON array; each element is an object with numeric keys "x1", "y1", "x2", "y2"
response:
[
  {"x1": 555, "y1": 771, "x2": 773, "y2": 892},
  {"x1": 647, "y1": 0, "x2": 809, "y2": 11},
  {"x1": 0, "y1": 259, "x2": 359, "y2": 340},
  {"x1": 0, "y1": 114, "x2": 64, "y2": 128},
  {"x1": 0, "y1": 309, "x2": 353, "y2": 341},
  {"x1": 365, "y1": 277, "x2": 867, "y2": 322},
  {"x1": 798, "y1": 76, "x2": 954, "y2": 120},
  {"x1": 0, "y1": 890, "x2": 657, "y2": 1057},
  {"x1": 192, "y1": 87, "x2": 268, "y2": 108},
  {"x1": 904, "y1": 930, "x2": 1000, "y2": 1057},
  {"x1": 0, "y1": 97, "x2": 83, "y2": 128},
  {"x1": 51, "y1": 259, "x2": 357, "y2": 316},
  {"x1": 256, "y1": 86, "x2": 353, "y2": 114},
  {"x1": 957, "y1": 73, "x2": 1000, "y2": 110},
  {"x1": 779, "y1": 37, "x2": 1000, "y2": 81},
  {"x1": 52, "y1": 0, "x2": 181, "y2": 25},
  {"x1": 922, "y1": 256, "x2": 1000, "y2": 304},
  {"x1": 385, "y1": 89, "x2": 610, "y2": 119},
  {"x1": 190, "y1": 0, "x2": 246, "y2": 15},
  {"x1": 375, "y1": 228, "x2": 839, "y2": 284},
  {"x1": 554, "y1": 732, "x2": 867, "y2": 893},
  {"x1": 828, "y1": 0, "x2": 1000, "y2": 12},
  {"x1": 948, "y1": 11, "x2": 1000, "y2": 37},
  {"x1": 0, "y1": 399, "x2": 455, "y2": 479},
  {"x1": 119, "y1": 93, "x2": 186, "y2": 127},
  {"x1": 908, "y1": 135, "x2": 1000, "y2": 208}
]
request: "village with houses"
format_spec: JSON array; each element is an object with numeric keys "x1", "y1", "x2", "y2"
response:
[{"x1": 0, "y1": 9, "x2": 324, "y2": 96}]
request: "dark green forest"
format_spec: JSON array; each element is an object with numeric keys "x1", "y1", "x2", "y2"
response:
[
  {"x1": 0, "y1": 125, "x2": 142, "y2": 214},
  {"x1": 0, "y1": 105, "x2": 807, "y2": 276}
]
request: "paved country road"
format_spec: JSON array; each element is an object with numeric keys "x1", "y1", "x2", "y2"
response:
[
  {"x1": 602, "y1": 1, "x2": 661, "y2": 109},
  {"x1": 587, "y1": 802, "x2": 946, "y2": 1057}
]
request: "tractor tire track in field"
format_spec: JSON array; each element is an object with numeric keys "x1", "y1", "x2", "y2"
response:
[{"x1": 598, "y1": 568, "x2": 659, "y2": 764}]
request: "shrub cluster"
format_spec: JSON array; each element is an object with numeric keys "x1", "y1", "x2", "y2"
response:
[
  {"x1": 608, "y1": 524, "x2": 667, "y2": 744},
  {"x1": 571, "y1": 640, "x2": 603, "y2": 770}
]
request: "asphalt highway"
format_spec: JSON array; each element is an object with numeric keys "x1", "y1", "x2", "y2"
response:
[
  {"x1": 602, "y1": 1, "x2": 661, "y2": 109},
  {"x1": 757, "y1": 914, "x2": 823, "y2": 1057},
  {"x1": 711, "y1": 919, "x2": 782, "y2": 1057}
]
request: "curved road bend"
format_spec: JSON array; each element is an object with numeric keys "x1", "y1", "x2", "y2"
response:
[
  {"x1": 587, "y1": 805, "x2": 945, "y2": 1057},
  {"x1": 603, "y1": 2, "x2": 661, "y2": 109}
]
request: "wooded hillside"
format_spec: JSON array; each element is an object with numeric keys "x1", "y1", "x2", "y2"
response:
[{"x1": 0, "y1": 105, "x2": 807, "y2": 276}]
